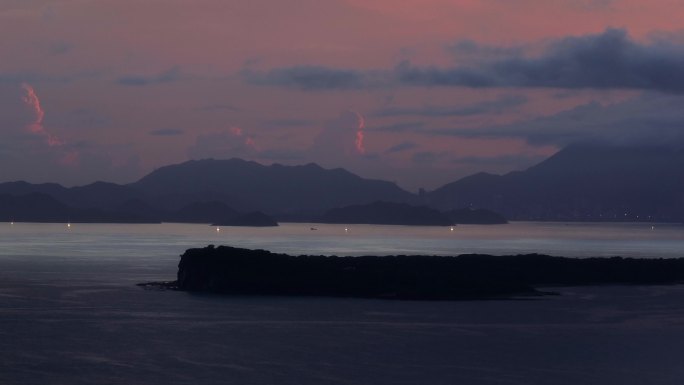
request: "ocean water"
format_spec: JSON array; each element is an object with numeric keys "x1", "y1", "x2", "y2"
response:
[{"x1": 1, "y1": 221, "x2": 684, "y2": 384}]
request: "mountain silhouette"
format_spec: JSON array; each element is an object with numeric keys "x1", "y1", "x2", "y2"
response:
[
  {"x1": 427, "y1": 143, "x2": 684, "y2": 221},
  {"x1": 0, "y1": 193, "x2": 160, "y2": 223},
  {"x1": 130, "y1": 158, "x2": 415, "y2": 213},
  {"x1": 2, "y1": 143, "x2": 681, "y2": 223}
]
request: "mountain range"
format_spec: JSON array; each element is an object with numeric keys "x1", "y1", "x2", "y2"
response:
[
  {"x1": 1, "y1": 143, "x2": 683, "y2": 223},
  {"x1": 426, "y1": 144, "x2": 684, "y2": 221}
]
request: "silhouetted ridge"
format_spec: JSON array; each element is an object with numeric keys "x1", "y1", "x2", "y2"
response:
[
  {"x1": 0, "y1": 193, "x2": 159, "y2": 223},
  {"x1": 131, "y1": 158, "x2": 415, "y2": 213},
  {"x1": 428, "y1": 143, "x2": 684, "y2": 222}
]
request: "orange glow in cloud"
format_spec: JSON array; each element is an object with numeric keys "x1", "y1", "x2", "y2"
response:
[
  {"x1": 21, "y1": 83, "x2": 45, "y2": 134},
  {"x1": 351, "y1": 110, "x2": 366, "y2": 154},
  {"x1": 21, "y1": 83, "x2": 64, "y2": 147},
  {"x1": 229, "y1": 126, "x2": 257, "y2": 150}
]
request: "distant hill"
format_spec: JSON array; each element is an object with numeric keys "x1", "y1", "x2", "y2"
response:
[
  {"x1": 130, "y1": 158, "x2": 415, "y2": 213},
  {"x1": 0, "y1": 159, "x2": 415, "y2": 221},
  {"x1": 0, "y1": 181, "x2": 146, "y2": 211},
  {"x1": 318, "y1": 201, "x2": 453, "y2": 226},
  {"x1": 0, "y1": 193, "x2": 160, "y2": 223},
  {"x1": 4, "y1": 146, "x2": 684, "y2": 223},
  {"x1": 0, "y1": 193, "x2": 277, "y2": 226},
  {"x1": 427, "y1": 144, "x2": 684, "y2": 222}
]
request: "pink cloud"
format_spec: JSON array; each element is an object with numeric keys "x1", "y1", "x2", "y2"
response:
[
  {"x1": 350, "y1": 110, "x2": 366, "y2": 154},
  {"x1": 21, "y1": 83, "x2": 65, "y2": 147}
]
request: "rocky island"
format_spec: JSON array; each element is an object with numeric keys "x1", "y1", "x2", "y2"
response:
[{"x1": 147, "y1": 245, "x2": 684, "y2": 300}]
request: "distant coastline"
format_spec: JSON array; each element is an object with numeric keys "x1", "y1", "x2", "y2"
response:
[{"x1": 140, "y1": 245, "x2": 684, "y2": 300}]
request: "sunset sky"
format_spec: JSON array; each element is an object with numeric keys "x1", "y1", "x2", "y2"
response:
[{"x1": 2, "y1": 0, "x2": 684, "y2": 191}]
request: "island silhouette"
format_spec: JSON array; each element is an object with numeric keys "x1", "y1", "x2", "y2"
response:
[{"x1": 139, "y1": 245, "x2": 684, "y2": 300}]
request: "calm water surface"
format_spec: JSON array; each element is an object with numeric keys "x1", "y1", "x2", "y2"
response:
[
  {"x1": 1, "y1": 221, "x2": 683, "y2": 384},
  {"x1": 2, "y1": 221, "x2": 683, "y2": 260}
]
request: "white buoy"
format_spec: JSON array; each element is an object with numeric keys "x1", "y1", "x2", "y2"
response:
[
  {"x1": 450, "y1": 226, "x2": 454, "y2": 231},
  {"x1": 67, "y1": 222, "x2": 71, "y2": 228},
  {"x1": 216, "y1": 226, "x2": 220, "y2": 232},
  {"x1": 344, "y1": 227, "x2": 348, "y2": 233}
]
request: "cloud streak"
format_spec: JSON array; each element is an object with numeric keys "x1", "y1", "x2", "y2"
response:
[
  {"x1": 117, "y1": 67, "x2": 181, "y2": 86},
  {"x1": 243, "y1": 66, "x2": 386, "y2": 91},
  {"x1": 149, "y1": 128, "x2": 184, "y2": 136},
  {"x1": 375, "y1": 95, "x2": 527, "y2": 117},
  {"x1": 385, "y1": 141, "x2": 418, "y2": 154}
]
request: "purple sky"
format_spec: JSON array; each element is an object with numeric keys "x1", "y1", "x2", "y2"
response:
[{"x1": 2, "y1": 0, "x2": 684, "y2": 191}]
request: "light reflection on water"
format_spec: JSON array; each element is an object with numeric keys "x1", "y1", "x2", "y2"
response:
[{"x1": 1, "y1": 221, "x2": 683, "y2": 260}]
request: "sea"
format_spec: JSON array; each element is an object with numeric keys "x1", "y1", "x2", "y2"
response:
[{"x1": 1, "y1": 221, "x2": 683, "y2": 385}]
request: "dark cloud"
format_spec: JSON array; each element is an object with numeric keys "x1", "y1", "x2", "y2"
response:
[
  {"x1": 196, "y1": 104, "x2": 241, "y2": 112},
  {"x1": 117, "y1": 67, "x2": 181, "y2": 86},
  {"x1": 250, "y1": 29, "x2": 684, "y2": 93},
  {"x1": 265, "y1": 118, "x2": 315, "y2": 128},
  {"x1": 385, "y1": 141, "x2": 418, "y2": 154},
  {"x1": 0, "y1": 72, "x2": 85, "y2": 84},
  {"x1": 375, "y1": 94, "x2": 527, "y2": 117},
  {"x1": 242, "y1": 66, "x2": 385, "y2": 91},
  {"x1": 398, "y1": 28, "x2": 684, "y2": 92},
  {"x1": 149, "y1": 128, "x2": 184, "y2": 136},
  {"x1": 370, "y1": 121, "x2": 425, "y2": 133},
  {"x1": 429, "y1": 94, "x2": 684, "y2": 147},
  {"x1": 412, "y1": 151, "x2": 446, "y2": 165}
]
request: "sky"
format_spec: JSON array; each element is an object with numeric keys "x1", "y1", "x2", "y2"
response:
[{"x1": 2, "y1": 0, "x2": 684, "y2": 191}]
